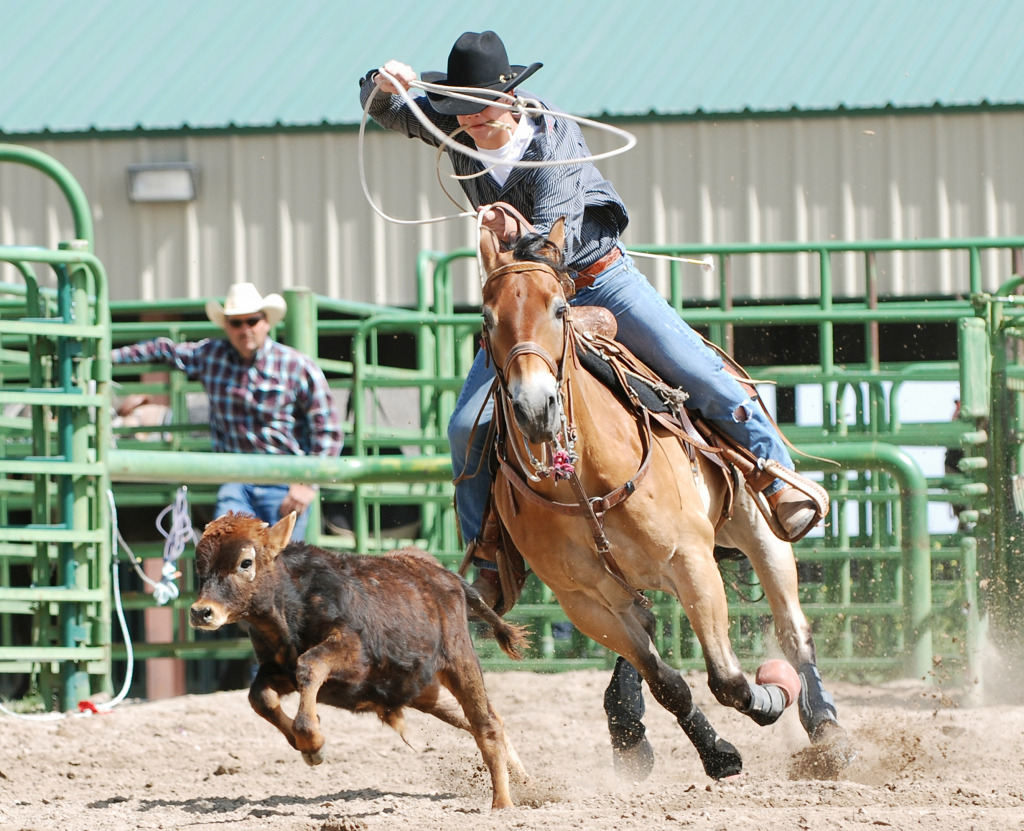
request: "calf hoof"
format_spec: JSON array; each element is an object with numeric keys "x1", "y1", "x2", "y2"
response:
[
  {"x1": 301, "y1": 749, "x2": 325, "y2": 766},
  {"x1": 612, "y1": 736, "x2": 655, "y2": 781}
]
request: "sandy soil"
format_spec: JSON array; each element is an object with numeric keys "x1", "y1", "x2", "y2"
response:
[{"x1": 1, "y1": 668, "x2": 1022, "y2": 831}]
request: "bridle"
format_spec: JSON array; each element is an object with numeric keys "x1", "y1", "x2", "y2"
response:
[
  {"x1": 481, "y1": 258, "x2": 655, "y2": 607},
  {"x1": 482, "y1": 260, "x2": 578, "y2": 482}
]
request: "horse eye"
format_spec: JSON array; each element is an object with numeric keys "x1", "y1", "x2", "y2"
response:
[
  {"x1": 554, "y1": 300, "x2": 568, "y2": 319},
  {"x1": 239, "y1": 558, "x2": 253, "y2": 571},
  {"x1": 483, "y1": 307, "x2": 496, "y2": 329}
]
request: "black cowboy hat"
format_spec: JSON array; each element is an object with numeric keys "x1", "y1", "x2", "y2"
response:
[{"x1": 422, "y1": 30, "x2": 542, "y2": 115}]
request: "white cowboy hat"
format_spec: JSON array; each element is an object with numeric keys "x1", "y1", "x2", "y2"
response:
[{"x1": 205, "y1": 282, "x2": 287, "y2": 329}]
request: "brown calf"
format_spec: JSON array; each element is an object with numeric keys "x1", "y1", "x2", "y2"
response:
[{"x1": 189, "y1": 511, "x2": 528, "y2": 809}]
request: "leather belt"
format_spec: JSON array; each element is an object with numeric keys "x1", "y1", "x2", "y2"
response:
[{"x1": 573, "y1": 246, "x2": 622, "y2": 289}]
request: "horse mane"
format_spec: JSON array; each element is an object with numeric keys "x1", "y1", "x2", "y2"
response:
[
  {"x1": 512, "y1": 232, "x2": 575, "y2": 297},
  {"x1": 513, "y1": 233, "x2": 568, "y2": 273}
]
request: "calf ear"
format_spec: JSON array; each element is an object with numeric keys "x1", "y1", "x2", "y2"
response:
[{"x1": 266, "y1": 511, "x2": 298, "y2": 556}]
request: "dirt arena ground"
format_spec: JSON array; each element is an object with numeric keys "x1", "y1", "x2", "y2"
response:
[{"x1": 1, "y1": 667, "x2": 1022, "y2": 831}]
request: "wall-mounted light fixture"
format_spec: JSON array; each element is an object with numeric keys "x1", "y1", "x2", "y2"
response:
[{"x1": 126, "y1": 162, "x2": 199, "y2": 203}]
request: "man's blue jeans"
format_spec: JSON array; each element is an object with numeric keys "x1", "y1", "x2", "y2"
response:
[
  {"x1": 215, "y1": 482, "x2": 310, "y2": 542},
  {"x1": 447, "y1": 247, "x2": 794, "y2": 545}
]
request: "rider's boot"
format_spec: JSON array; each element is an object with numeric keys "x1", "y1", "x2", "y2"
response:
[
  {"x1": 742, "y1": 461, "x2": 829, "y2": 543},
  {"x1": 469, "y1": 551, "x2": 503, "y2": 611},
  {"x1": 769, "y1": 485, "x2": 819, "y2": 540},
  {"x1": 464, "y1": 509, "x2": 508, "y2": 613}
]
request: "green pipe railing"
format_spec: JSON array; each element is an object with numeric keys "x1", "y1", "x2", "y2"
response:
[
  {"x1": 107, "y1": 449, "x2": 453, "y2": 485},
  {"x1": 0, "y1": 144, "x2": 93, "y2": 243},
  {"x1": 799, "y1": 442, "x2": 934, "y2": 679}
]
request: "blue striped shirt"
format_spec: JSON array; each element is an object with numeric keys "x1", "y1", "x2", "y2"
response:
[
  {"x1": 361, "y1": 81, "x2": 628, "y2": 270},
  {"x1": 111, "y1": 337, "x2": 343, "y2": 459}
]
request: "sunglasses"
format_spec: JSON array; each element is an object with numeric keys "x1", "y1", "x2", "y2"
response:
[{"x1": 227, "y1": 315, "x2": 265, "y2": 329}]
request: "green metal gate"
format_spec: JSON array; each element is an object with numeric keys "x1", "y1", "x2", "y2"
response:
[{"x1": 0, "y1": 144, "x2": 113, "y2": 709}]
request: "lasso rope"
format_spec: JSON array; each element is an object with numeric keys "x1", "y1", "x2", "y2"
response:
[
  {"x1": 359, "y1": 70, "x2": 637, "y2": 226},
  {"x1": 359, "y1": 70, "x2": 716, "y2": 275}
]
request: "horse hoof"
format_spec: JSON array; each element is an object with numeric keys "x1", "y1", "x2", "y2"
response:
[
  {"x1": 789, "y1": 721, "x2": 856, "y2": 780},
  {"x1": 301, "y1": 749, "x2": 325, "y2": 766},
  {"x1": 756, "y1": 659, "x2": 800, "y2": 708},
  {"x1": 811, "y1": 720, "x2": 857, "y2": 768},
  {"x1": 612, "y1": 736, "x2": 655, "y2": 781},
  {"x1": 702, "y1": 738, "x2": 743, "y2": 780}
]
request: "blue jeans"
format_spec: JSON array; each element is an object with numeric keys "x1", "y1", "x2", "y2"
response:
[
  {"x1": 215, "y1": 482, "x2": 310, "y2": 542},
  {"x1": 447, "y1": 247, "x2": 794, "y2": 545}
]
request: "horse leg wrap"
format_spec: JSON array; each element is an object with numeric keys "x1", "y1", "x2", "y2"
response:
[
  {"x1": 678, "y1": 705, "x2": 743, "y2": 780},
  {"x1": 797, "y1": 662, "x2": 840, "y2": 739},
  {"x1": 604, "y1": 658, "x2": 655, "y2": 780},
  {"x1": 604, "y1": 658, "x2": 646, "y2": 749},
  {"x1": 741, "y1": 680, "x2": 788, "y2": 726}
]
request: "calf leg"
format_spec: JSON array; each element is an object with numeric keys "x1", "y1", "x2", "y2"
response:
[
  {"x1": 411, "y1": 681, "x2": 527, "y2": 784},
  {"x1": 249, "y1": 665, "x2": 301, "y2": 750},
  {"x1": 436, "y1": 637, "x2": 515, "y2": 809},
  {"x1": 291, "y1": 642, "x2": 349, "y2": 766}
]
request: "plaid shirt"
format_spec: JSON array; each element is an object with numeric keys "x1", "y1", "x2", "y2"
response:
[
  {"x1": 360, "y1": 81, "x2": 629, "y2": 271},
  {"x1": 112, "y1": 337, "x2": 343, "y2": 458}
]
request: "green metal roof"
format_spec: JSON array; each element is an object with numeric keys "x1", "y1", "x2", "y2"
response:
[{"x1": 4, "y1": 0, "x2": 1024, "y2": 136}]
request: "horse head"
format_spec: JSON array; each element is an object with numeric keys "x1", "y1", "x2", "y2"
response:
[{"x1": 480, "y1": 218, "x2": 571, "y2": 446}]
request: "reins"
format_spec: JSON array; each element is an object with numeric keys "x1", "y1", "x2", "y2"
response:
[{"x1": 482, "y1": 259, "x2": 654, "y2": 608}]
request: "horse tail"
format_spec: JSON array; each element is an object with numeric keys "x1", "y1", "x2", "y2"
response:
[{"x1": 463, "y1": 579, "x2": 530, "y2": 660}]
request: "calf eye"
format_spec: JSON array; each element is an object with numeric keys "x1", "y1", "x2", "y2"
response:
[{"x1": 237, "y1": 545, "x2": 257, "y2": 581}]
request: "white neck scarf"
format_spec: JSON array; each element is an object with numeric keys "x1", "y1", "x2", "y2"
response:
[{"x1": 476, "y1": 115, "x2": 537, "y2": 188}]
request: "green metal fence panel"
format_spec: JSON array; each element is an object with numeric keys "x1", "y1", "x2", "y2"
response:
[
  {"x1": 99, "y1": 262, "x2": 989, "y2": 686},
  {"x1": 3, "y1": 143, "x2": 1023, "y2": 704},
  {"x1": 0, "y1": 144, "x2": 112, "y2": 711}
]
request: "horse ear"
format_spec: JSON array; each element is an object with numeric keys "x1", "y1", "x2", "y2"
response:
[
  {"x1": 479, "y1": 226, "x2": 502, "y2": 274},
  {"x1": 549, "y1": 216, "x2": 566, "y2": 250}
]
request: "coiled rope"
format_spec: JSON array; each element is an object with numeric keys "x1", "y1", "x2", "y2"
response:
[
  {"x1": 359, "y1": 70, "x2": 714, "y2": 274},
  {"x1": 0, "y1": 488, "x2": 197, "y2": 720}
]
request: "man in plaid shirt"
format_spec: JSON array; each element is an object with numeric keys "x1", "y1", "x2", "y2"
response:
[{"x1": 112, "y1": 282, "x2": 343, "y2": 541}]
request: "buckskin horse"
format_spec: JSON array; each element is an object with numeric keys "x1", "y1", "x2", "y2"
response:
[{"x1": 476, "y1": 218, "x2": 851, "y2": 779}]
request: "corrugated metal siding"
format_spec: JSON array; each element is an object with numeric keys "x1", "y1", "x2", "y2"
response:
[
  {"x1": 4, "y1": 109, "x2": 1023, "y2": 305},
  {"x1": 5, "y1": 0, "x2": 1024, "y2": 136}
]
